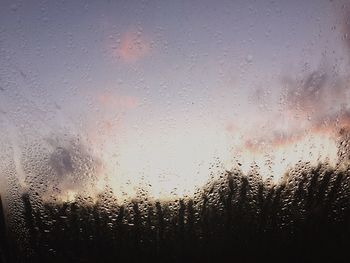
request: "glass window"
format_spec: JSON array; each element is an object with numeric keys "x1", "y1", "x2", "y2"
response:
[{"x1": 0, "y1": 0, "x2": 349, "y2": 262}]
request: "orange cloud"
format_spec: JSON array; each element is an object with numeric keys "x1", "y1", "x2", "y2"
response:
[
  {"x1": 243, "y1": 110, "x2": 350, "y2": 154},
  {"x1": 115, "y1": 30, "x2": 151, "y2": 63}
]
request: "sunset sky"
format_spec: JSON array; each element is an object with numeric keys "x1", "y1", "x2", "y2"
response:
[{"x1": 0, "y1": 0, "x2": 349, "y2": 199}]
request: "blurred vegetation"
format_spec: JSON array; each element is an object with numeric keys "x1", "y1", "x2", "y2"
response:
[{"x1": 1, "y1": 162, "x2": 350, "y2": 262}]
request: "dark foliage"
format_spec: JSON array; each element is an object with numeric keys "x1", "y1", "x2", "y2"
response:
[{"x1": 1, "y1": 163, "x2": 350, "y2": 263}]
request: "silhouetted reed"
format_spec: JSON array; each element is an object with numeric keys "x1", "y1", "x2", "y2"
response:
[{"x1": 1, "y1": 162, "x2": 350, "y2": 262}]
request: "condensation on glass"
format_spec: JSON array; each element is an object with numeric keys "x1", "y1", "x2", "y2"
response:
[{"x1": 0, "y1": 0, "x2": 350, "y2": 262}]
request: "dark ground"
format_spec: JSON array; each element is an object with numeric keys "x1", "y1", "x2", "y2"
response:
[{"x1": 1, "y1": 163, "x2": 350, "y2": 263}]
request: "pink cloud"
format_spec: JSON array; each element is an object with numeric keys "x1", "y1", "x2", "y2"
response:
[
  {"x1": 114, "y1": 30, "x2": 151, "y2": 63},
  {"x1": 86, "y1": 117, "x2": 123, "y2": 147},
  {"x1": 98, "y1": 92, "x2": 139, "y2": 109}
]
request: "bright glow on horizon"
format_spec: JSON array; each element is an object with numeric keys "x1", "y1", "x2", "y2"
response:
[
  {"x1": 101, "y1": 124, "x2": 231, "y2": 199},
  {"x1": 88, "y1": 126, "x2": 340, "y2": 201}
]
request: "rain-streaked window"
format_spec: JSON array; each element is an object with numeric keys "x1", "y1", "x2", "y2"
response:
[{"x1": 0, "y1": 0, "x2": 350, "y2": 262}]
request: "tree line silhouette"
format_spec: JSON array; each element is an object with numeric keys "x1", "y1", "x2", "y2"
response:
[{"x1": 0, "y1": 162, "x2": 350, "y2": 262}]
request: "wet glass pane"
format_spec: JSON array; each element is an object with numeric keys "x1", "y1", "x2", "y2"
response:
[{"x1": 0, "y1": 0, "x2": 350, "y2": 262}]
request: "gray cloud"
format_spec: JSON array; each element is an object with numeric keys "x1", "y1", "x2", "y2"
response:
[
  {"x1": 49, "y1": 147, "x2": 74, "y2": 177},
  {"x1": 23, "y1": 134, "x2": 102, "y2": 200},
  {"x1": 285, "y1": 69, "x2": 328, "y2": 113}
]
